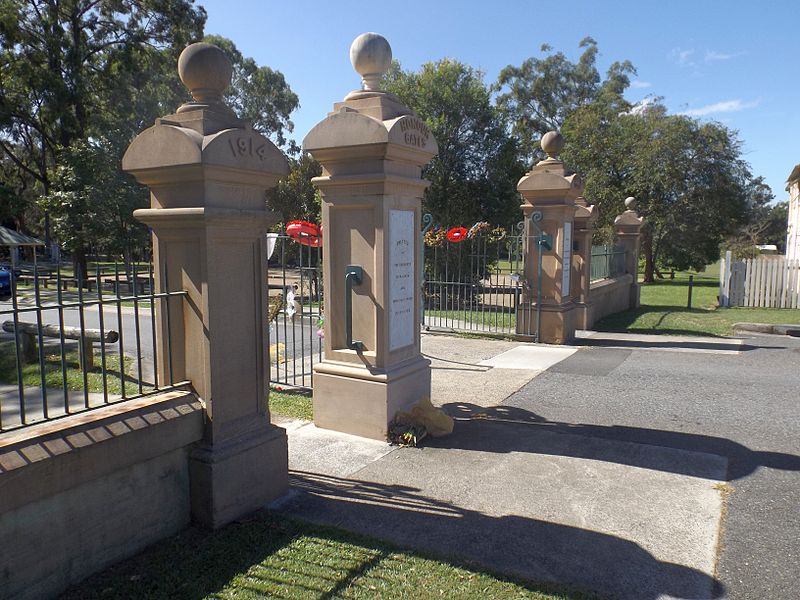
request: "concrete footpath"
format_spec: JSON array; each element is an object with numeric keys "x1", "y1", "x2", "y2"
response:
[{"x1": 273, "y1": 330, "x2": 799, "y2": 600}]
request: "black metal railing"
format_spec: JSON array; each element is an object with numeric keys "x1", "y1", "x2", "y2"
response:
[
  {"x1": 267, "y1": 234, "x2": 324, "y2": 389},
  {"x1": 0, "y1": 260, "x2": 187, "y2": 432},
  {"x1": 422, "y1": 223, "x2": 527, "y2": 335},
  {"x1": 591, "y1": 244, "x2": 627, "y2": 281}
]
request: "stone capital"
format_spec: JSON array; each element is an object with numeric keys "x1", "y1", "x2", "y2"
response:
[
  {"x1": 614, "y1": 210, "x2": 644, "y2": 233},
  {"x1": 123, "y1": 124, "x2": 288, "y2": 197},
  {"x1": 517, "y1": 167, "x2": 583, "y2": 206},
  {"x1": 304, "y1": 107, "x2": 438, "y2": 169}
]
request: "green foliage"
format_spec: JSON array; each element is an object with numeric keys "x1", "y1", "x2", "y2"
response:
[
  {"x1": 495, "y1": 37, "x2": 635, "y2": 161},
  {"x1": 204, "y1": 35, "x2": 299, "y2": 152},
  {"x1": 39, "y1": 137, "x2": 149, "y2": 264},
  {"x1": 0, "y1": 0, "x2": 206, "y2": 193},
  {"x1": 563, "y1": 100, "x2": 755, "y2": 280},
  {"x1": 384, "y1": 59, "x2": 525, "y2": 227},
  {"x1": 267, "y1": 152, "x2": 322, "y2": 223},
  {"x1": 0, "y1": 4, "x2": 299, "y2": 258},
  {"x1": 726, "y1": 178, "x2": 785, "y2": 254}
]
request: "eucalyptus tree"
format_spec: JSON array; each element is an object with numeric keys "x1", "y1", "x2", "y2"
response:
[
  {"x1": 384, "y1": 59, "x2": 524, "y2": 228},
  {"x1": 495, "y1": 37, "x2": 635, "y2": 162},
  {"x1": 1, "y1": 2, "x2": 300, "y2": 268},
  {"x1": 563, "y1": 100, "x2": 755, "y2": 281}
]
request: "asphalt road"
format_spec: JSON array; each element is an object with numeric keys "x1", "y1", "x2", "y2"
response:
[{"x1": 502, "y1": 334, "x2": 800, "y2": 600}]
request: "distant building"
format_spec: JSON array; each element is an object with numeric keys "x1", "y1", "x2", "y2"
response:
[{"x1": 787, "y1": 164, "x2": 800, "y2": 260}]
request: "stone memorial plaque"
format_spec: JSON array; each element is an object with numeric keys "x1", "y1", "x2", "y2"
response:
[
  {"x1": 389, "y1": 209, "x2": 415, "y2": 351},
  {"x1": 562, "y1": 222, "x2": 572, "y2": 295}
]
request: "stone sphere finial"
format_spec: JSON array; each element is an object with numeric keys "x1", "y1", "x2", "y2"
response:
[
  {"x1": 177, "y1": 42, "x2": 232, "y2": 108},
  {"x1": 541, "y1": 131, "x2": 564, "y2": 159},
  {"x1": 624, "y1": 197, "x2": 636, "y2": 211},
  {"x1": 350, "y1": 33, "x2": 392, "y2": 91}
]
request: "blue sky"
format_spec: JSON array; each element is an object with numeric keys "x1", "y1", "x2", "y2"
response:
[{"x1": 199, "y1": 0, "x2": 799, "y2": 202}]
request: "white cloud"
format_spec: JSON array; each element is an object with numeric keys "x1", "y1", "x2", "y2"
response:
[
  {"x1": 630, "y1": 80, "x2": 652, "y2": 89},
  {"x1": 624, "y1": 96, "x2": 658, "y2": 116},
  {"x1": 679, "y1": 98, "x2": 760, "y2": 117},
  {"x1": 705, "y1": 50, "x2": 746, "y2": 63},
  {"x1": 671, "y1": 47, "x2": 696, "y2": 66}
]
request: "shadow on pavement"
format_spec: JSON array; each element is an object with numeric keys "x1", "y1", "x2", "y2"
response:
[
  {"x1": 440, "y1": 402, "x2": 800, "y2": 481},
  {"x1": 284, "y1": 470, "x2": 723, "y2": 600}
]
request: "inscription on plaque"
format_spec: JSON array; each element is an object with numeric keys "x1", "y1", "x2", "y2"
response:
[
  {"x1": 562, "y1": 222, "x2": 572, "y2": 295},
  {"x1": 389, "y1": 210, "x2": 415, "y2": 351}
]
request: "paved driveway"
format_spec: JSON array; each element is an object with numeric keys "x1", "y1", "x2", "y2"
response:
[
  {"x1": 277, "y1": 331, "x2": 798, "y2": 599},
  {"x1": 502, "y1": 332, "x2": 800, "y2": 600}
]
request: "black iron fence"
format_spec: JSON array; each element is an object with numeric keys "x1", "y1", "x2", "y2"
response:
[
  {"x1": 267, "y1": 234, "x2": 323, "y2": 389},
  {"x1": 0, "y1": 261, "x2": 187, "y2": 432},
  {"x1": 0, "y1": 218, "x2": 572, "y2": 410},
  {"x1": 422, "y1": 222, "x2": 531, "y2": 336},
  {"x1": 591, "y1": 244, "x2": 627, "y2": 281}
]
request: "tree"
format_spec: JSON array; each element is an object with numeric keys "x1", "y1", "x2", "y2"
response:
[
  {"x1": 267, "y1": 152, "x2": 322, "y2": 224},
  {"x1": 727, "y1": 177, "x2": 786, "y2": 256},
  {"x1": 0, "y1": 0, "x2": 205, "y2": 198},
  {"x1": 1, "y1": 3, "x2": 301, "y2": 264},
  {"x1": 204, "y1": 35, "x2": 299, "y2": 152},
  {"x1": 563, "y1": 101, "x2": 754, "y2": 281},
  {"x1": 39, "y1": 137, "x2": 150, "y2": 276},
  {"x1": 384, "y1": 59, "x2": 524, "y2": 228},
  {"x1": 495, "y1": 37, "x2": 635, "y2": 161}
]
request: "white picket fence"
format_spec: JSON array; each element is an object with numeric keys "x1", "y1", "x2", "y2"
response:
[{"x1": 719, "y1": 251, "x2": 800, "y2": 308}]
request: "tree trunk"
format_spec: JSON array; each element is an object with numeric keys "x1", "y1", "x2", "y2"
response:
[
  {"x1": 642, "y1": 230, "x2": 655, "y2": 283},
  {"x1": 73, "y1": 246, "x2": 89, "y2": 289}
]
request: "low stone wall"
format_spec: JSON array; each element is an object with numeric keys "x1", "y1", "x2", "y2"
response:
[
  {"x1": 0, "y1": 390, "x2": 204, "y2": 600},
  {"x1": 578, "y1": 274, "x2": 635, "y2": 329}
]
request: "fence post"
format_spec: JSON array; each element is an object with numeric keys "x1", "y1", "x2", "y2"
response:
[
  {"x1": 516, "y1": 131, "x2": 581, "y2": 344},
  {"x1": 719, "y1": 250, "x2": 731, "y2": 307},
  {"x1": 614, "y1": 197, "x2": 644, "y2": 309},
  {"x1": 571, "y1": 196, "x2": 597, "y2": 329},
  {"x1": 304, "y1": 34, "x2": 438, "y2": 440},
  {"x1": 122, "y1": 43, "x2": 289, "y2": 528}
]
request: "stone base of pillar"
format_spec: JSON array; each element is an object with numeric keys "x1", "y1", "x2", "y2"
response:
[
  {"x1": 312, "y1": 356, "x2": 432, "y2": 440},
  {"x1": 573, "y1": 300, "x2": 596, "y2": 330},
  {"x1": 516, "y1": 302, "x2": 576, "y2": 344},
  {"x1": 630, "y1": 283, "x2": 641, "y2": 309},
  {"x1": 188, "y1": 423, "x2": 288, "y2": 529}
]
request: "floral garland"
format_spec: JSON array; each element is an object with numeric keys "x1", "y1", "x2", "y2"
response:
[
  {"x1": 424, "y1": 222, "x2": 509, "y2": 246},
  {"x1": 424, "y1": 227, "x2": 447, "y2": 247}
]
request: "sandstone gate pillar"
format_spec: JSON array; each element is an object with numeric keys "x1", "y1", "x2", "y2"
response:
[
  {"x1": 516, "y1": 131, "x2": 582, "y2": 344},
  {"x1": 571, "y1": 196, "x2": 598, "y2": 329},
  {"x1": 304, "y1": 33, "x2": 438, "y2": 440},
  {"x1": 614, "y1": 197, "x2": 644, "y2": 308},
  {"x1": 122, "y1": 43, "x2": 289, "y2": 528}
]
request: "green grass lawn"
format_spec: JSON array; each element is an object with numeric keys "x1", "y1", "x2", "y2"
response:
[
  {"x1": 424, "y1": 308, "x2": 516, "y2": 329},
  {"x1": 61, "y1": 512, "x2": 593, "y2": 600},
  {"x1": 595, "y1": 270, "x2": 800, "y2": 337},
  {"x1": 270, "y1": 388, "x2": 313, "y2": 420},
  {"x1": 0, "y1": 341, "x2": 148, "y2": 396}
]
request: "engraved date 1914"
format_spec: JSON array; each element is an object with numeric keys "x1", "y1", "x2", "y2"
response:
[{"x1": 228, "y1": 136, "x2": 267, "y2": 160}]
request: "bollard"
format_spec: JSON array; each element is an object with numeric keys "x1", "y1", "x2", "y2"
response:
[{"x1": 687, "y1": 274, "x2": 694, "y2": 309}]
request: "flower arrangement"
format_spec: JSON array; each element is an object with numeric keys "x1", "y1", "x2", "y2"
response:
[
  {"x1": 424, "y1": 226, "x2": 447, "y2": 247},
  {"x1": 489, "y1": 226, "x2": 507, "y2": 242},
  {"x1": 316, "y1": 316, "x2": 324, "y2": 338},
  {"x1": 446, "y1": 227, "x2": 468, "y2": 243},
  {"x1": 467, "y1": 221, "x2": 492, "y2": 238}
]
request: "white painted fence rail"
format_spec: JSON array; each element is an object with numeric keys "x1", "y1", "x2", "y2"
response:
[{"x1": 719, "y1": 250, "x2": 800, "y2": 308}]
